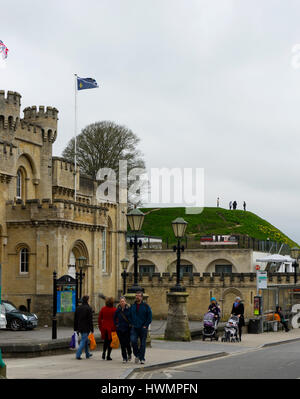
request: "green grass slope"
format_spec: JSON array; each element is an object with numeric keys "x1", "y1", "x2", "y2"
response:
[{"x1": 139, "y1": 207, "x2": 298, "y2": 247}]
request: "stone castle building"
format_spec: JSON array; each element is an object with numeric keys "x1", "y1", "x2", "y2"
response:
[{"x1": 0, "y1": 90, "x2": 127, "y2": 325}]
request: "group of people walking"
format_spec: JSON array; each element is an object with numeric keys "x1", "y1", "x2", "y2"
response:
[{"x1": 74, "y1": 292, "x2": 152, "y2": 364}]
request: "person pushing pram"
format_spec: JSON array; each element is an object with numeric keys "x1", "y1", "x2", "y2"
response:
[{"x1": 208, "y1": 297, "x2": 221, "y2": 325}]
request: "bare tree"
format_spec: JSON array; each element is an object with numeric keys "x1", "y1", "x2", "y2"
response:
[{"x1": 62, "y1": 121, "x2": 146, "y2": 205}]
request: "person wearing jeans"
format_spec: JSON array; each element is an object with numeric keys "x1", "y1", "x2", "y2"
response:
[
  {"x1": 74, "y1": 295, "x2": 94, "y2": 360},
  {"x1": 128, "y1": 291, "x2": 152, "y2": 365}
]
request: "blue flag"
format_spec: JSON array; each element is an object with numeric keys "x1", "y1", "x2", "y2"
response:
[{"x1": 77, "y1": 77, "x2": 99, "y2": 90}]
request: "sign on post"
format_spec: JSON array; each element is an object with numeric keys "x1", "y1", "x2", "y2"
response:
[
  {"x1": 257, "y1": 270, "x2": 268, "y2": 290},
  {"x1": 56, "y1": 275, "x2": 76, "y2": 313}
]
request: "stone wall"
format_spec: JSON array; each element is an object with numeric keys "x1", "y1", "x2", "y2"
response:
[
  {"x1": 128, "y1": 248, "x2": 266, "y2": 275},
  {"x1": 126, "y1": 272, "x2": 296, "y2": 321}
]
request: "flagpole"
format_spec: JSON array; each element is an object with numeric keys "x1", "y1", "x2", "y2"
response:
[{"x1": 74, "y1": 74, "x2": 77, "y2": 202}]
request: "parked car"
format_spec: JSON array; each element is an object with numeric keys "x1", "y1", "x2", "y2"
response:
[
  {"x1": 1, "y1": 300, "x2": 38, "y2": 331},
  {"x1": 0, "y1": 303, "x2": 7, "y2": 329}
]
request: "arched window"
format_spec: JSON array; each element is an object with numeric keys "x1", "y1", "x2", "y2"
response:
[
  {"x1": 16, "y1": 167, "x2": 26, "y2": 200},
  {"x1": 16, "y1": 170, "x2": 22, "y2": 199},
  {"x1": 68, "y1": 250, "x2": 76, "y2": 279},
  {"x1": 102, "y1": 229, "x2": 107, "y2": 272},
  {"x1": 20, "y1": 248, "x2": 29, "y2": 273}
]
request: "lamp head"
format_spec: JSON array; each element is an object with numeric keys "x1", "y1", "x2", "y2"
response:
[
  {"x1": 172, "y1": 217, "x2": 188, "y2": 239},
  {"x1": 291, "y1": 247, "x2": 300, "y2": 261},
  {"x1": 77, "y1": 256, "x2": 87, "y2": 268},
  {"x1": 120, "y1": 257, "x2": 129, "y2": 271},
  {"x1": 126, "y1": 208, "x2": 145, "y2": 232}
]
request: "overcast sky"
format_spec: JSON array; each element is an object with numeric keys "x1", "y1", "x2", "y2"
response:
[{"x1": 1, "y1": 0, "x2": 300, "y2": 243}]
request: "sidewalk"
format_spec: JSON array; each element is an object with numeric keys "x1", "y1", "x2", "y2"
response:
[{"x1": 2, "y1": 325, "x2": 300, "y2": 379}]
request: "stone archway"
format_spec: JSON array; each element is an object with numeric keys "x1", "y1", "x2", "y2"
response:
[
  {"x1": 221, "y1": 287, "x2": 243, "y2": 320},
  {"x1": 68, "y1": 240, "x2": 89, "y2": 296}
]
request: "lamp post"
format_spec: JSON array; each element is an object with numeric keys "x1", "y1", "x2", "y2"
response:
[
  {"x1": 76, "y1": 256, "x2": 86, "y2": 300},
  {"x1": 164, "y1": 217, "x2": 191, "y2": 341},
  {"x1": 127, "y1": 208, "x2": 145, "y2": 293},
  {"x1": 171, "y1": 217, "x2": 188, "y2": 292},
  {"x1": 121, "y1": 257, "x2": 129, "y2": 295},
  {"x1": 291, "y1": 247, "x2": 300, "y2": 285}
]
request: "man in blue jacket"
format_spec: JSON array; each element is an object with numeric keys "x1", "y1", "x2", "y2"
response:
[{"x1": 128, "y1": 291, "x2": 152, "y2": 364}]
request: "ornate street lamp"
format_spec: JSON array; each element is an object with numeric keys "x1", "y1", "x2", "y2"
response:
[
  {"x1": 127, "y1": 208, "x2": 145, "y2": 293},
  {"x1": 291, "y1": 247, "x2": 300, "y2": 284},
  {"x1": 171, "y1": 217, "x2": 188, "y2": 292},
  {"x1": 76, "y1": 256, "x2": 86, "y2": 300},
  {"x1": 120, "y1": 257, "x2": 129, "y2": 295}
]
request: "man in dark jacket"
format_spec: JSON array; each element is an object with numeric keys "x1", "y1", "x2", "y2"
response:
[
  {"x1": 74, "y1": 295, "x2": 94, "y2": 359},
  {"x1": 128, "y1": 291, "x2": 152, "y2": 365}
]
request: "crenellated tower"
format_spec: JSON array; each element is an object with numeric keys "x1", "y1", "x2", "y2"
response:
[
  {"x1": 0, "y1": 90, "x2": 59, "y2": 201},
  {"x1": 23, "y1": 105, "x2": 58, "y2": 143},
  {"x1": 22, "y1": 105, "x2": 59, "y2": 199},
  {"x1": 0, "y1": 90, "x2": 22, "y2": 136}
]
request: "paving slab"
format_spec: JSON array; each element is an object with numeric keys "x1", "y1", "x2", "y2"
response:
[{"x1": 4, "y1": 328, "x2": 300, "y2": 379}]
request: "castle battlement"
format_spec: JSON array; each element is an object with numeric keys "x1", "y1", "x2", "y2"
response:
[
  {"x1": 126, "y1": 272, "x2": 294, "y2": 286},
  {"x1": 23, "y1": 106, "x2": 58, "y2": 121},
  {"x1": 0, "y1": 90, "x2": 22, "y2": 106},
  {"x1": 0, "y1": 90, "x2": 22, "y2": 131},
  {"x1": 5, "y1": 198, "x2": 108, "y2": 228}
]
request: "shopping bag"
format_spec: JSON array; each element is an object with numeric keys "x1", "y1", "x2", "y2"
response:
[
  {"x1": 74, "y1": 332, "x2": 79, "y2": 349},
  {"x1": 88, "y1": 333, "x2": 97, "y2": 350},
  {"x1": 110, "y1": 331, "x2": 120, "y2": 349},
  {"x1": 70, "y1": 332, "x2": 77, "y2": 349}
]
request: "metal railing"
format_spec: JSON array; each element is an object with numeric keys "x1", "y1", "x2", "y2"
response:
[{"x1": 126, "y1": 234, "x2": 291, "y2": 254}]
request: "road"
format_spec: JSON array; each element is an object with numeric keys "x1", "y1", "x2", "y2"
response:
[{"x1": 132, "y1": 340, "x2": 300, "y2": 379}]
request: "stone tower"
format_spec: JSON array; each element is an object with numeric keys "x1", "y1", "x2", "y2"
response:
[
  {"x1": 0, "y1": 90, "x2": 22, "y2": 141},
  {"x1": 22, "y1": 105, "x2": 58, "y2": 199}
]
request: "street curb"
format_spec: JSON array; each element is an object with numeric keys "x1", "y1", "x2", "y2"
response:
[
  {"x1": 121, "y1": 351, "x2": 228, "y2": 379},
  {"x1": 261, "y1": 337, "x2": 300, "y2": 348},
  {"x1": 0, "y1": 336, "x2": 104, "y2": 358}
]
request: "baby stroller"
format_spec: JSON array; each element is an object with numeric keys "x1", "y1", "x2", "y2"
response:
[
  {"x1": 202, "y1": 312, "x2": 219, "y2": 341},
  {"x1": 221, "y1": 315, "x2": 240, "y2": 342}
]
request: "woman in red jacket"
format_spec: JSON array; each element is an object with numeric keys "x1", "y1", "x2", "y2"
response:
[{"x1": 98, "y1": 297, "x2": 117, "y2": 360}]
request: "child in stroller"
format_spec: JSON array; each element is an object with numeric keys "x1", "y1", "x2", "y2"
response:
[
  {"x1": 202, "y1": 312, "x2": 219, "y2": 341},
  {"x1": 221, "y1": 315, "x2": 240, "y2": 342}
]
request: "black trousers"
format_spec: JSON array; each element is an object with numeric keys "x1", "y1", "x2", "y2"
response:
[
  {"x1": 103, "y1": 332, "x2": 112, "y2": 357},
  {"x1": 280, "y1": 320, "x2": 289, "y2": 331},
  {"x1": 117, "y1": 329, "x2": 132, "y2": 360}
]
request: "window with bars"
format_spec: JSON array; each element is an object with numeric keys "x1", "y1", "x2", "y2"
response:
[
  {"x1": 139, "y1": 265, "x2": 155, "y2": 275},
  {"x1": 215, "y1": 265, "x2": 232, "y2": 274},
  {"x1": 180, "y1": 265, "x2": 193, "y2": 277},
  {"x1": 20, "y1": 248, "x2": 29, "y2": 273}
]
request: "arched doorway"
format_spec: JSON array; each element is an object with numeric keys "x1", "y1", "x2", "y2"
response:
[
  {"x1": 221, "y1": 288, "x2": 243, "y2": 320},
  {"x1": 68, "y1": 240, "x2": 89, "y2": 297}
]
